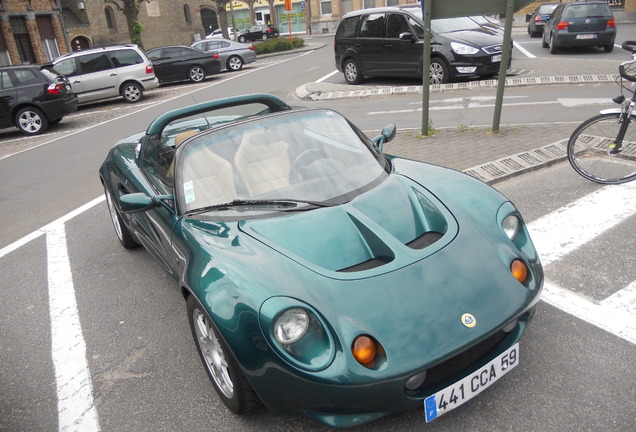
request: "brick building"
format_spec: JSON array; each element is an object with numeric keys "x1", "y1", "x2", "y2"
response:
[{"x1": 0, "y1": 0, "x2": 67, "y2": 65}]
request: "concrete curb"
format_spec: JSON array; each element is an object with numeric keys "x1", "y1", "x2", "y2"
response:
[
  {"x1": 296, "y1": 74, "x2": 618, "y2": 101},
  {"x1": 464, "y1": 139, "x2": 569, "y2": 184}
]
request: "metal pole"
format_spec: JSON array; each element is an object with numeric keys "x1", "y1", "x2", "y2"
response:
[
  {"x1": 421, "y1": 0, "x2": 432, "y2": 136},
  {"x1": 492, "y1": 0, "x2": 515, "y2": 133}
]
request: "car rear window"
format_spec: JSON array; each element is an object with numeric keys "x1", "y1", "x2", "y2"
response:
[
  {"x1": 109, "y1": 49, "x2": 144, "y2": 67},
  {"x1": 563, "y1": 4, "x2": 612, "y2": 19},
  {"x1": 13, "y1": 68, "x2": 41, "y2": 85},
  {"x1": 538, "y1": 4, "x2": 557, "y2": 14},
  {"x1": 337, "y1": 17, "x2": 359, "y2": 38}
]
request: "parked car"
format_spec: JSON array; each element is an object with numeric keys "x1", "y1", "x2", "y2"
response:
[
  {"x1": 542, "y1": 1, "x2": 616, "y2": 53},
  {"x1": 99, "y1": 93, "x2": 542, "y2": 428},
  {"x1": 206, "y1": 27, "x2": 239, "y2": 39},
  {"x1": 527, "y1": 3, "x2": 559, "y2": 37},
  {"x1": 145, "y1": 45, "x2": 222, "y2": 84},
  {"x1": 335, "y1": 7, "x2": 509, "y2": 85},
  {"x1": 52, "y1": 44, "x2": 159, "y2": 104},
  {"x1": 237, "y1": 24, "x2": 279, "y2": 43},
  {"x1": 190, "y1": 39, "x2": 256, "y2": 72},
  {"x1": 0, "y1": 65, "x2": 78, "y2": 135}
]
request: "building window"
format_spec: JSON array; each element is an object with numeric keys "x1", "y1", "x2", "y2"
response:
[
  {"x1": 320, "y1": 0, "x2": 332, "y2": 15},
  {"x1": 364, "y1": 0, "x2": 376, "y2": 9},
  {"x1": 184, "y1": 5, "x2": 191, "y2": 24},
  {"x1": 386, "y1": 0, "x2": 399, "y2": 6},
  {"x1": 105, "y1": 6, "x2": 117, "y2": 31},
  {"x1": 36, "y1": 16, "x2": 59, "y2": 62},
  {"x1": 0, "y1": 25, "x2": 10, "y2": 66}
]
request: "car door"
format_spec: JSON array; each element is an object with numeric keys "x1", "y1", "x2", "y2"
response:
[
  {"x1": 148, "y1": 47, "x2": 183, "y2": 82},
  {"x1": 52, "y1": 57, "x2": 87, "y2": 102},
  {"x1": 356, "y1": 13, "x2": 387, "y2": 75},
  {"x1": 72, "y1": 52, "x2": 118, "y2": 103},
  {"x1": 383, "y1": 13, "x2": 422, "y2": 76},
  {"x1": 206, "y1": 40, "x2": 228, "y2": 66}
]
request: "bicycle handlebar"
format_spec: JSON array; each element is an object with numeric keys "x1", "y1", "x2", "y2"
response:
[{"x1": 622, "y1": 41, "x2": 636, "y2": 53}]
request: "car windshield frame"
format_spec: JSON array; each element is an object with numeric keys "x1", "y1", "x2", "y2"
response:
[{"x1": 174, "y1": 109, "x2": 390, "y2": 218}]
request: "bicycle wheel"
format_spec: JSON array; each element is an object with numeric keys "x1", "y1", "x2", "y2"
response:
[{"x1": 567, "y1": 112, "x2": 636, "y2": 184}]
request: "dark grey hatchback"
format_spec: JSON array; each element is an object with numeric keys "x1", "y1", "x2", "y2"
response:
[
  {"x1": 0, "y1": 65, "x2": 78, "y2": 135},
  {"x1": 334, "y1": 6, "x2": 508, "y2": 85},
  {"x1": 542, "y1": 1, "x2": 616, "y2": 54}
]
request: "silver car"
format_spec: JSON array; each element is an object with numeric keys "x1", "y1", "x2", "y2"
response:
[{"x1": 190, "y1": 39, "x2": 256, "y2": 72}]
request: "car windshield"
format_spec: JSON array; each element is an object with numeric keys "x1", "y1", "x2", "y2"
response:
[
  {"x1": 431, "y1": 17, "x2": 483, "y2": 33},
  {"x1": 177, "y1": 109, "x2": 390, "y2": 216},
  {"x1": 563, "y1": 4, "x2": 611, "y2": 19}
]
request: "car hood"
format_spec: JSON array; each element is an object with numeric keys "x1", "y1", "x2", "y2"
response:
[
  {"x1": 437, "y1": 29, "x2": 503, "y2": 49},
  {"x1": 241, "y1": 175, "x2": 458, "y2": 279},
  {"x1": 179, "y1": 161, "x2": 541, "y2": 374}
]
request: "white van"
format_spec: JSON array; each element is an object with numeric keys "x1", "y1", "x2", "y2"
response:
[{"x1": 53, "y1": 44, "x2": 159, "y2": 104}]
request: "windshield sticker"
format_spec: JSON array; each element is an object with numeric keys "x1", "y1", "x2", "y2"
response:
[{"x1": 184, "y1": 180, "x2": 195, "y2": 204}]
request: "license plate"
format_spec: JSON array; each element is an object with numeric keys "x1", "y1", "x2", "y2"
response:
[
  {"x1": 577, "y1": 34, "x2": 597, "y2": 40},
  {"x1": 424, "y1": 343, "x2": 519, "y2": 422},
  {"x1": 491, "y1": 54, "x2": 502, "y2": 63}
]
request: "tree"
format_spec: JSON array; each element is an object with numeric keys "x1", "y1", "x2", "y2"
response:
[{"x1": 104, "y1": 0, "x2": 147, "y2": 48}]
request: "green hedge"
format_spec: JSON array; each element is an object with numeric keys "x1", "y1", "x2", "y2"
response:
[{"x1": 253, "y1": 37, "x2": 305, "y2": 55}]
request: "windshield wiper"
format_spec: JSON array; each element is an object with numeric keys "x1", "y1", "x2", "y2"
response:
[{"x1": 185, "y1": 198, "x2": 337, "y2": 215}]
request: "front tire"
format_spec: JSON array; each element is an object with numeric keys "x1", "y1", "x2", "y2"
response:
[
  {"x1": 121, "y1": 82, "x2": 143, "y2": 103},
  {"x1": 188, "y1": 65, "x2": 206, "y2": 82},
  {"x1": 343, "y1": 58, "x2": 364, "y2": 85},
  {"x1": 429, "y1": 58, "x2": 450, "y2": 84},
  {"x1": 567, "y1": 112, "x2": 636, "y2": 184},
  {"x1": 105, "y1": 188, "x2": 139, "y2": 249},
  {"x1": 227, "y1": 55, "x2": 243, "y2": 71},
  {"x1": 238, "y1": 35, "x2": 246, "y2": 43},
  {"x1": 15, "y1": 106, "x2": 48, "y2": 135},
  {"x1": 186, "y1": 295, "x2": 260, "y2": 413}
]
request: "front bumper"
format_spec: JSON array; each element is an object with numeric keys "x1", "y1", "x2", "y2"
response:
[{"x1": 249, "y1": 307, "x2": 537, "y2": 428}]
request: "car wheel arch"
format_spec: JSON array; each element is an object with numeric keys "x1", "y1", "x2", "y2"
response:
[{"x1": 120, "y1": 80, "x2": 144, "y2": 103}]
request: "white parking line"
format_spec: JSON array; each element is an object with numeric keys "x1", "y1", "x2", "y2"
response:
[
  {"x1": 528, "y1": 181, "x2": 636, "y2": 344},
  {"x1": 47, "y1": 223, "x2": 100, "y2": 431}
]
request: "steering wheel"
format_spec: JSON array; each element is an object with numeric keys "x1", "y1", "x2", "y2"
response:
[{"x1": 290, "y1": 149, "x2": 325, "y2": 181}]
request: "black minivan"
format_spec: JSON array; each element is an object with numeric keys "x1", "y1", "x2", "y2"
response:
[{"x1": 334, "y1": 6, "x2": 508, "y2": 85}]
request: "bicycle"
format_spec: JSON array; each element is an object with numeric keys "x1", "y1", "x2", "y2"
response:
[{"x1": 567, "y1": 41, "x2": 636, "y2": 184}]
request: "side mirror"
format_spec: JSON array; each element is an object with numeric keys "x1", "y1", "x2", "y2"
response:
[
  {"x1": 370, "y1": 124, "x2": 397, "y2": 152},
  {"x1": 399, "y1": 32, "x2": 414, "y2": 42},
  {"x1": 120, "y1": 193, "x2": 173, "y2": 213}
]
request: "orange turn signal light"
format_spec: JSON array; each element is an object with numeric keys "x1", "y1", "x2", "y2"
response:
[
  {"x1": 352, "y1": 335, "x2": 377, "y2": 365},
  {"x1": 511, "y1": 259, "x2": 528, "y2": 283}
]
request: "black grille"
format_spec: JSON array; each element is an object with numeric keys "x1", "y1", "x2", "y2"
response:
[
  {"x1": 338, "y1": 256, "x2": 392, "y2": 272},
  {"x1": 481, "y1": 62, "x2": 501, "y2": 74},
  {"x1": 483, "y1": 44, "x2": 503, "y2": 55},
  {"x1": 417, "y1": 330, "x2": 507, "y2": 390},
  {"x1": 406, "y1": 232, "x2": 443, "y2": 249}
]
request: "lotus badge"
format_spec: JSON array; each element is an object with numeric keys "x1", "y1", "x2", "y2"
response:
[{"x1": 461, "y1": 313, "x2": 476, "y2": 328}]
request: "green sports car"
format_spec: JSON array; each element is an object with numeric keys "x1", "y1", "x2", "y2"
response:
[{"x1": 99, "y1": 94, "x2": 543, "y2": 427}]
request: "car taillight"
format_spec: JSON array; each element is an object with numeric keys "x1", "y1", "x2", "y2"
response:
[
  {"x1": 47, "y1": 83, "x2": 63, "y2": 95},
  {"x1": 534, "y1": 15, "x2": 542, "y2": 22},
  {"x1": 248, "y1": 46, "x2": 254, "y2": 51},
  {"x1": 146, "y1": 64, "x2": 154, "y2": 74},
  {"x1": 556, "y1": 21, "x2": 568, "y2": 31},
  {"x1": 607, "y1": 18, "x2": 616, "y2": 28},
  {"x1": 212, "y1": 53, "x2": 219, "y2": 59}
]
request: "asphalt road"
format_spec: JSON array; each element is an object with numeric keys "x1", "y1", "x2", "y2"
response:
[{"x1": 1, "y1": 33, "x2": 634, "y2": 432}]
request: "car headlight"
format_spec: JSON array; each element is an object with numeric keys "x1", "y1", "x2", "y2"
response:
[
  {"x1": 274, "y1": 308, "x2": 309, "y2": 345},
  {"x1": 451, "y1": 42, "x2": 480, "y2": 55},
  {"x1": 502, "y1": 214, "x2": 520, "y2": 240},
  {"x1": 260, "y1": 297, "x2": 336, "y2": 371}
]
